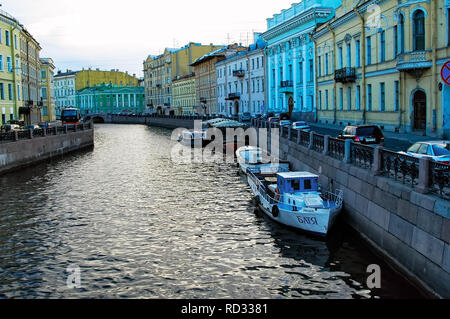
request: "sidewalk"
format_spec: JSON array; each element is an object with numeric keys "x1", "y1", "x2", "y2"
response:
[{"x1": 305, "y1": 121, "x2": 437, "y2": 144}]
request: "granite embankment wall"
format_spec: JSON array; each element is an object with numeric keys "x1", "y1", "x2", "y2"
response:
[
  {"x1": 0, "y1": 126, "x2": 94, "y2": 175},
  {"x1": 104, "y1": 114, "x2": 196, "y2": 129},
  {"x1": 270, "y1": 132, "x2": 450, "y2": 298}
]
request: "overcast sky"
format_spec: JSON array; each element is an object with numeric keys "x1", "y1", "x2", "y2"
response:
[{"x1": 3, "y1": 0, "x2": 295, "y2": 77}]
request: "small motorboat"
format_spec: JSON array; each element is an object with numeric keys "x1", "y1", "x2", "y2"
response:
[
  {"x1": 178, "y1": 130, "x2": 209, "y2": 147},
  {"x1": 236, "y1": 146, "x2": 290, "y2": 174},
  {"x1": 247, "y1": 170, "x2": 343, "y2": 237}
]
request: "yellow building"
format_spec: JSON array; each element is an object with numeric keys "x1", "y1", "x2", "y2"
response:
[
  {"x1": 143, "y1": 43, "x2": 224, "y2": 114},
  {"x1": 172, "y1": 74, "x2": 196, "y2": 115},
  {"x1": 75, "y1": 69, "x2": 139, "y2": 91},
  {"x1": 0, "y1": 9, "x2": 23, "y2": 125},
  {"x1": 313, "y1": 0, "x2": 450, "y2": 138},
  {"x1": 40, "y1": 58, "x2": 56, "y2": 122}
]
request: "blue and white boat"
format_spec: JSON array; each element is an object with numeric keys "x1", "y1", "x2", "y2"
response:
[
  {"x1": 236, "y1": 146, "x2": 290, "y2": 174},
  {"x1": 247, "y1": 170, "x2": 343, "y2": 237}
]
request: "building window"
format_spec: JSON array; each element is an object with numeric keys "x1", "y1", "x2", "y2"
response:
[
  {"x1": 339, "y1": 88, "x2": 343, "y2": 110},
  {"x1": 380, "y1": 30, "x2": 386, "y2": 62},
  {"x1": 394, "y1": 81, "x2": 399, "y2": 112},
  {"x1": 299, "y1": 62, "x2": 303, "y2": 83},
  {"x1": 17, "y1": 85, "x2": 20, "y2": 100},
  {"x1": 394, "y1": 25, "x2": 398, "y2": 57},
  {"x1": 413, "y1": 10, "x2": 425, "y2": 51},
  {"x1": 319, "y1": 91, "x2": 322, "y2": 110},
  {"x1": 380, "y1": 82, "x2": 385, "y2": 111},
  {"x1": 8, "y1": 84, "x2": 12, "y2": 100},
  {"x1": 309, "y1": 59, "x2": 313, "y2": 82},
  {"x1": 318, "y1": 57, "x2": 322, "y2": 77},
  {"x1": 448, "y1": 9, "x2": 450, "y2": 46},
  {"x1": 325, "y1": 90, "x2": 329, "y2": 110},
  {"x1": 14, "y1": 35, "x2": 18, "y2": 50},
  {"x1": 356, "y1": 40, "x2": 360, "y2": 67},
  {"x1": 356, "y1": 85, "x2": 361, "y2": 111},
  {"x1": 7, "y1": 57, "x2": 12, "y2": 72},
  {"x1": 366, "y1": 36, "x2": 372, "y2": 65},
  {"x1": 367, "y1": 84, "x2": 372, "y2": 111},
  {"x1": 338, "y1": 47, "x2": 343, "y2": 69},
  {"x1": 0, "y1": 83, "x2": 4, "y2": 100},
  {"x1": 5, "y1": 30, "x2": 10, "y2": 46},
  {"x1": 347, "y1": 87, "x2": 352, "y2": 110},
  {"x1": 325, "y1": 53, "x2": 329, "y2": 75},
  {"x1": 0, "y1": 55, "x2": 3, "y2": 72},
  {"x1": 346, "y1": 43, "x2": 351, "y2": 67}
]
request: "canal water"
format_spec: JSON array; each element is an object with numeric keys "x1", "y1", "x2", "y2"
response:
[{"x1": 0, "y1": 124, "x2": 424, "y2": 299}]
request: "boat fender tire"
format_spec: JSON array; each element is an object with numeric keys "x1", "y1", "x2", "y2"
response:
[{"x1": 272, "y1": 205, "x2": 279, "y2": 218}]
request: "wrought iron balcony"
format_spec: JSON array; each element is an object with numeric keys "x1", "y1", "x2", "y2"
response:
[
  {"x1": 225, "y1": 93, "x2": 241, "y2": 100},
  {"x1": 334, "y1": 67, "x2": 356, "y2": 83},
  {"x1": 233, "y1": 69, "x2": 245, "y2": 78},
  {"x1": 280, "y1": 80, "x2": 293, "y2": 88}
]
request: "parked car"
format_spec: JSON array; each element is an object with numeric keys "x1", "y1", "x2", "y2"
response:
[
  {"x1": 268, "y1": 117, "x2": 280, "y2": 126},
  {"x1": 398, "y1": 141, "x2": 450, "y2": 165},
  {"x1": 239, "y1": 112, "x2": 252, "y2": 122},
  {"x1": 337, "y1": 125, "x2": 385, "y2": 145},
  {"x1": 1, "y1": 124, "x2": 21, "y2": 132},
  {"x1": 280, "y1": 120, "x2": 292, "y2": 127},
  {"x1": 292, "y1": 121, "x2": 311, "y2": 132},
  {"x1": 280, "y1": 113, "x2": 290, "y2": 120}
]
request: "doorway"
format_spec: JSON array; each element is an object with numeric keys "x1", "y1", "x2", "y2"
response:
[
  {"x1": 234, "y1": 101, "x2": 240, "y2": 116},
  {"x1": 288, "y1": 96, "x2": 294, "y2": 120},
  {"x1": 413, "y1": 90, "x2": 426, "y2": 131}
]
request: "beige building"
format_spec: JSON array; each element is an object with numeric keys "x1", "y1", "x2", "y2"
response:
[
  {"x1": 40, "y1": 58, "x2": 56, "y2": 122},
  {"x1": 143, "y1": 43, "x2": 224, "y2": 115},
  {"x1": 172, "y1": 74, "x2": 196, "y2": 115},
  {"x1": 20, "y1": 28, "x2": 42, "y2": 112},
  {"x1": 191, "y1": 44, "x2": 247, "y2": 115},
  {"x1": 313, "y1": 0, "x2": 450, "y2": 138}
]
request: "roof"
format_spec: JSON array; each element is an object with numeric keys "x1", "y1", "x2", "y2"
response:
[
  {"x1": 191, "y1": 44, "x2": 244, "y2": 66},
  {"x1": 277, "y1": 172, "x2": 319, "y2": 179},
  {"x1": 55, "y1": 71, "x2": 78, "y2": 78}
]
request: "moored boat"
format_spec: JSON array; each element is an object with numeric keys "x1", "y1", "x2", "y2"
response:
[
  {"x1": 247, "y1": 170, "x2": 343, "y2": 237},
  {"x1": 236, "y1": 146, "x2": 290, "y2": 174}
]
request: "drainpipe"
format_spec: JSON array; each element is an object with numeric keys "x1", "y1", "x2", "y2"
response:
[
  {"x1": 431, "y1": 0, "x2": 438, "y2": 134},
  {"x1": 326, "y1": 24, "x2": 337, "y2": 125},
  {"x1": 10, "y1": 24, "x2": 19, "y2": 119},
  {"x1": 311, "y1": 34, "x2": 318, "y2": 123},
  {"x1": 354, "y1": 1, "x2": 366, "y2": 124}
]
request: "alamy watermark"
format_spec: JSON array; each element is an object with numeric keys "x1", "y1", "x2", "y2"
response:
[
  {"x1": 66, "y1": 264, "x2": 81, "y2": 289},
  {"x1": 366, "y1": 264, "x2": 381, "y2": 289}
]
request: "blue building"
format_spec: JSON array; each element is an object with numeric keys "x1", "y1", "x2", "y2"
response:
[{"x1": 261, "y1": 0, "x2": 341, "y2": 120}]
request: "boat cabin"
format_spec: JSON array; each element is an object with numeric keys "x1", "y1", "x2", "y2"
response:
[{"x1": 276, "y1": 172, "x2": 319, "y2": 194}]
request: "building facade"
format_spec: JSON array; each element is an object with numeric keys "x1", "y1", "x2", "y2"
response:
[
  {"x1": 172, "y1": 74, "x2": 196, "y2": 115},
  {"x1": 76, "y1": 83, "x2": 145, "y2": 115},
  {"x1": 39, "y1": 58, "x2": 56, "y2": 122},
  {"x1": 20, "y1": 28, "x2": 41, "y2": 115},
  {"x1": 262, "y1": 0, "x2": 341, "y2": 121},
  {"x1": 54, "y1": 70, "x2": 77, "y2": 118},
  {"x1": 216, "y1": 34, "x2": 267, "y2": 117},
  {"x1": 314, "y1": 0, "x2": 450, "y2": 138},
  {"x1": 143, "y1": 43, "x2": 224, "y2": 115},
  {"x1": 191, "y1": 44, "x2": 247, "y2": 115},
  {"x1": 0, "y1": 9, "x2": 23, "y2": 124},
  {"x1": 75, "y1": 69, "x2": 138, "y2": 91}
]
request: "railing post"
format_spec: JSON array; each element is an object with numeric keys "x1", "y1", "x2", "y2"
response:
[
  {"x1": 308, "y1": 132, "x2": 314, "y2": 150},
  {"x1": 43, "y1": 128, "x2": 47, "y2": 137},
  {"x1": 416, "y1": 157, "x2": 431, "y2": 194},
  {"x1": 54, "y1": 126, "x2": 57, "y2": 135},
  {"x1": 371, "y1": 146, "x2": 383, "y2": 175},
  {"x1": 297, "y1": 130, "x2": 301, "y2": 145},
  {"x1": 64, "y1": 125, "x2": 68, "y2": 134},
  {"x1": 74, "y1": 124, "x2": 78, "y2": 132},
  {"x1": 14, "y1": 131, "x2": 18, "y2": 141},
  {"x1": 323, "y1": 135, "x2": 330, "y2": 155},
  {"x1": 288, "y1": 126, "x2": 292, "y2": 140},
  {"x1": 344, "y1": 139, "x2": 352, "y2": 163},
  {"x1": 28, "y1": 129, "x2": 33, "y2": 139}
]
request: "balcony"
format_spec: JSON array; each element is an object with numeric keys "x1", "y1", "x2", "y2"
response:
[
  {"x1": 200, "y1": 97, "x2": 208, "y2": 103},
  {"x1": 334, "y1": 67, "x2": 356, "y2": 83},
  {"x1": 397, "y1": 51, "x2": 432, "y2": 73},
  {"x1": 279, "y1": 80, "x2": 293, "y2": 94},
  {"x1": 233, "y1": 69, "x2": 245, "y2": 78},
  {"x1": 225, "y1": 93, "x2": 241, "y2": 101}
]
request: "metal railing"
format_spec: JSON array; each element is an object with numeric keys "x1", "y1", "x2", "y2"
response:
[
  {"x1": 429, "y1": 162, "x2": 450, "y2": 200},
  {"x1": 328, "y1": 137, "x2": 345, "y2": 160},
  {"x1": 380, "y1": 149, "x2": 419, "y2": 187},
  {"x1": 351, "y1": 143, "x2": 374, "y2": 169},
  {"x1": 299, "y1": 131, "x2": 310, "y2": 147},
  {"x1": 312, "y1": 134, "x2": 325, "y2": 153},
  {"x1": 0, "y1": 122, "x2": 92, "y2": 144}
]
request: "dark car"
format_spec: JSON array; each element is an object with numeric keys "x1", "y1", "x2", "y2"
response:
[{"x1": 337, "y1": 125, "x2": 385, "y2": 145}]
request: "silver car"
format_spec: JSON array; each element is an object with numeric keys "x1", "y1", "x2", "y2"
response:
[{"x1": 398, "y1": 141, "x2": 450, "y2": 165}]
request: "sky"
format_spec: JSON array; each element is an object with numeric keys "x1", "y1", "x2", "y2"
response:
[{"x1": 3, "y1": 0, "x2": 295, "y2": 78}]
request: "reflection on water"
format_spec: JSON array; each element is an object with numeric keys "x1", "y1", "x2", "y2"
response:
[{"x1": 0, "y1": 124, "x2": 423, "y2": 299}]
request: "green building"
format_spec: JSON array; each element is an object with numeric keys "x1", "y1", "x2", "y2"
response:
[{"x1": 76, "y1": 83, "x2": 145, "y2": 115}]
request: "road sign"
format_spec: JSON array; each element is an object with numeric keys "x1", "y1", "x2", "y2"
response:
[{"x1": 441, "y1": 61, "x2": 450, "y2": 86}]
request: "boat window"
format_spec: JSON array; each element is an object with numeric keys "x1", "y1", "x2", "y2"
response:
[
  {"x1": 303, "y1": 179, "x2": 312, "y2": 191},
  {"x1": 292, "y1": 179, "x2": 300, "y2": 191}
]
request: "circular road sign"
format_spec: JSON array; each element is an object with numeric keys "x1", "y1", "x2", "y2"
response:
[{"x1": 441, "y1": 61, "x2": 450, "y2": 86}]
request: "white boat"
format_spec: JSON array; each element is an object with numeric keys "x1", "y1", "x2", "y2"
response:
[
  {"x1": 236, "y1": 146, "x2": 290, "y2": 174},
  {"x1": 247, "y1": 170, "x2": 343, "y2": 237},
  {"x1": 178, "y1": 130, "x2": 208, "y2": 147}
]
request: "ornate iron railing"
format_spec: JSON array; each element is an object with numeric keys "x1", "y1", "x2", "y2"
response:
[
  {"x1": 380, "y1": 150, "x2": 419, "y2": 187},
  {"x1": 0, "y1": 132, "x2": 15, "y2": 142},
  {"x1": 17, "y1": 130, "x2": 30, "y2": 140},
  {"x1": 351, "y1": 143, "x2": 375, "y2": 169},
  {"x1": 328, "y1": 138, "x2": 345, "y2": 160},
  {"x1": 290, "y1": 129, "x2": 299, "y2": 142},
  {"x1": 312, "y1": 134, "x2": 325, "y2": 153},
  {"x1": 299, "y1": 131, "x2": 310, "y2": 147},
  {"x1": 32, "y1": 129, "x2": 45, "y2": 138},
  {"x1": 429, "y1": 162, "x2": 450, "y2": 200},
  {"x1": 281, "y1": 126, "x2": 289, "y2": 138}
]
